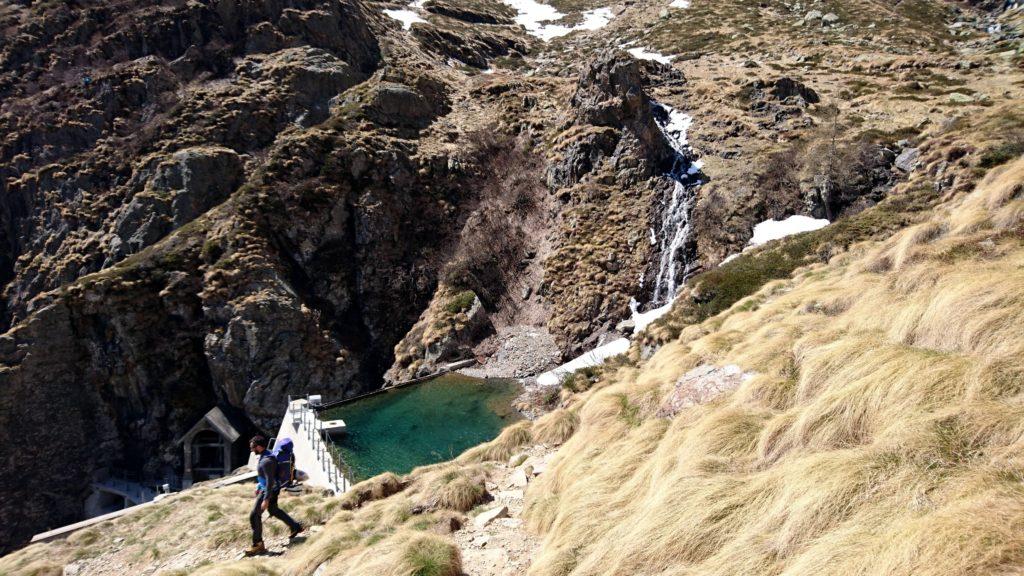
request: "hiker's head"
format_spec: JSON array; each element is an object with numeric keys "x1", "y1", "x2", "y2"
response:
[{"x1": 249, "y1": 435, "x2": 268, "y2": 454}]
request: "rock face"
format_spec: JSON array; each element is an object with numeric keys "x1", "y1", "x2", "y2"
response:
[
  {"x1": 657, "y1": 364, "x2": 753, "y2": 418},
  {"x1": 385, "y1": 287, "x2": 493, "y2": 383},
  {"x1": 895, "y1": 147, "x2": 922, "y2": 172},
  {"x1": 112, "y1": 147, "x2": 244, "y2": 257},
  {"x1": 0, "y1": 0, "x2": 381, "y2": 327},
  {"x1": 543, "y1": 51, "x2": 684, "y2": 353},
  {"x1": 550, "y1": 51, "x2": 677, "y2": 188},
  {"x1": 0, "y1": 0, "x2": 492, "y2": 552},
  {"x1": 411, "y1": 0, "x2": 527, "y2": 69},
  {"x1": 741, "y1": 76, "x2": 820, "y2": 128}
]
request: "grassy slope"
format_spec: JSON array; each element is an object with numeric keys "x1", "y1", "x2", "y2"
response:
[{"x1": 519, "y1": 158, "x2": 1024, "y2": 575}]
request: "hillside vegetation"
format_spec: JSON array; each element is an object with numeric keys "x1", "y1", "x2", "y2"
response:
[{"x1": 520, "y1": 160, "x2": 1024, "y2": 576}]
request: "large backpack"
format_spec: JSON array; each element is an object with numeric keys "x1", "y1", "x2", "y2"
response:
[{"x1": 271, "y1": 438, "x2": 295, "y2": 486}]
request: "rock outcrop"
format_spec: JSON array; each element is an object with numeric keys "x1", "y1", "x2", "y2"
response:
[
  {"x1": 543, "y1": 51, "x2": 686, "y2": 354},
  {"x1": 0, "y1": 0, "x2": 480, "y2": 552}
]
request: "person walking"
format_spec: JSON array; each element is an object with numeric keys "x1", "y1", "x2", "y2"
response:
[{"x1": 245, "y1": 435, "x2": 304, "y2": 556}]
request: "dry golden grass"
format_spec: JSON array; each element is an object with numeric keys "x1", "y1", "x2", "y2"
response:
[
  {"x1": 519, "y1": 158, "x2": 1024, "y2": 576},
  {"x1": 413, "y1": 464, "x2": 490, "y2": 512},
  {"x1": 532, "y1": 408, "x2": 580, "y2": 445},
  {"x1": 0, "y1": 484, "x2": 330, "y2": 576},
  {"x1": 457, "y1": 420, "x2": 533, "y2": 463}
]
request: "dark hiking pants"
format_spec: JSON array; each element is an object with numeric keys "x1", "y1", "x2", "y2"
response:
[{"x1": 250, "y1": 489, "x2": 300, "y2": 544}]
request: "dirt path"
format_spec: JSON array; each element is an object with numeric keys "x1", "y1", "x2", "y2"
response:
[{"x1": 452, "y1": 445, "x2": 554, "y2": 576}]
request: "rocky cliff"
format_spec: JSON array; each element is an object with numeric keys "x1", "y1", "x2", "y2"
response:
[{"x1": 0, "y1": 0, "x2": 512, "y2": 550}]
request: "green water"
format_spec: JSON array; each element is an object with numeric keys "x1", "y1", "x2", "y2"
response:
[{"x1": 321, "y1": 374, "x2": 522, "y2": 482}]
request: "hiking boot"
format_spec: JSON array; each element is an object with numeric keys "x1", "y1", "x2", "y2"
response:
[
  {"x1": 244, "y1": 542, "x2": 267, "y2": 556},
  {"x1": 289, "y1": 524, "x2": 305, "y2": 539}
]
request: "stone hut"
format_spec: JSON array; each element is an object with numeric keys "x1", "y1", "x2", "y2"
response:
[{"x1": 178, "y1": 406, "x2": 249, "y2": 487}]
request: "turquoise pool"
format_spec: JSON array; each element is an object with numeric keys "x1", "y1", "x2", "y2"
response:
[{"x1": 321, "y1": 373, "x2": 522, "y2": 482}]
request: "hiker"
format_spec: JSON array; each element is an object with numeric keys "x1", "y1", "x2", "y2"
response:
[{"x1": 245, "y1": 435, "x2": 303, "y2": 555}]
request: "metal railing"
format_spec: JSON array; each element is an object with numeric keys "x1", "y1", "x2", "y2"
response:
[{"x1": 290, "y1": 395, "x2": 349, "y2": 494}]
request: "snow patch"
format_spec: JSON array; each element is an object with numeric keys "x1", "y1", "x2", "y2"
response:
[
  {"x1": 501, "y1": 0, "x2": 615, "y2": 41},
  {"x1": 630, "y1": 298, "x2": 674, "y2": 333},
  {"x1": 627, "y1": 47, "x2": 674, "y2": 64},
  {"x1": 669, "y1": 0, "x2": 691, "y2": 7},
  {"x1": 384, "y1": 8, "x2": 425, "y2": 29},
  {"x1": 657, "y1": 103, "x2": 694, "y2": 151},
  {"x1": 577, "y1": 7, "x2": 615, "y2": 30},
  {"x1": 536, "y1": 338, "x2": 630, "y2": 387},
  {"x1": 748, "y1": 215, "x2": 830, "y2": 247}
]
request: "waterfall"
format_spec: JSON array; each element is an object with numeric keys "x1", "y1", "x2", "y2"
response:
[{"x1": 650, "y1": 101, "x2": 704, "y2": 305}]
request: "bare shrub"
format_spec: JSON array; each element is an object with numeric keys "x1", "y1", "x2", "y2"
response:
[
  {"x1": 442, "y1": 126, "x2": 545, "y2": 308},
  {"x1": 756, "y1": 144, "x2": 805, "y2": 219}
]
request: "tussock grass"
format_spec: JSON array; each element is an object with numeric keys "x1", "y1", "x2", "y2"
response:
[
  {"x1": 418, "y1": 465, "x2": 488, "y2": 512},
  {"x1": 458, "y1": 421, "x2": 533, "y2": 463},
  {"x1": 433, "y1": 475, "x2": 486, "y2": 513},
  {"x1": 533, "y1": 409, "x2": 580, "y2": 445},
  {"x1": 339, "y1": 472, "x2": 407, "y2": 510},
  {"x1": 338, "y1": 531, "x2": 461, "y2": 576},
  {"x1": 520, "y1": 158, "x2": 1024, "y2": 575},
  {"x1": 397, "y1": 533, "x2": 462, "y2": 576}
]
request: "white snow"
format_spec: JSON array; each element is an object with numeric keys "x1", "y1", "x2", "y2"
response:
[
  {"x1": 627, "y1": 47, "x2": 674, "y2": 64},
  {"x1": 630, "y1": 298, "x2": 674, "y2": 333},
  {"x1": 687, "y1": 158, "x2": 703, "y2": 175},
  {"x1": 501, "y1": 0, "x2": 615, "y2": 41},
  {"x1": 536, "y1": 338, "x2": 630, "y2": 386},
  {"x1": 748, "y1": 215, "x2": 830, "y2": 247},
  {"x1": 384, "y1": 8, "x2": 426, "y2": 29},
  {"x1": 535, "y1": 295, "x2": 680, "y2": 386},
  {"x1": 656, "y1": 103, "x2": 694, "y2": 153},
  {"x1": 577, "y1": 7, "x2": 615, "y2": 30},
  {"x1": 669, "y1": 0, "x2": 691, "y2": 7},
  {"x1": 716, "y1": 216, "x2": 829, "y2": 267}
]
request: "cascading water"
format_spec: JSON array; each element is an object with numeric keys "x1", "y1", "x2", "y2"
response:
[{"x1": 649, "y1": 101, "x2": 704, "y2": 305}]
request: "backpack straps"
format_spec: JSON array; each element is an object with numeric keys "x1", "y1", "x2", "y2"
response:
[{"x1": 258, "y1": 451, "x2": 277, "y2": 492}]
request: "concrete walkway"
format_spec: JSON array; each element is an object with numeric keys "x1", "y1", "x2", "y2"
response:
[{"x1": 249, "y1": 398, "x2": 351, "y2": 494}]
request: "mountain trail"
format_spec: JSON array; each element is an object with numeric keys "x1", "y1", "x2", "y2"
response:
[{"x1": 451, "y1": 444, "x2": 554, "y2": 576}]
